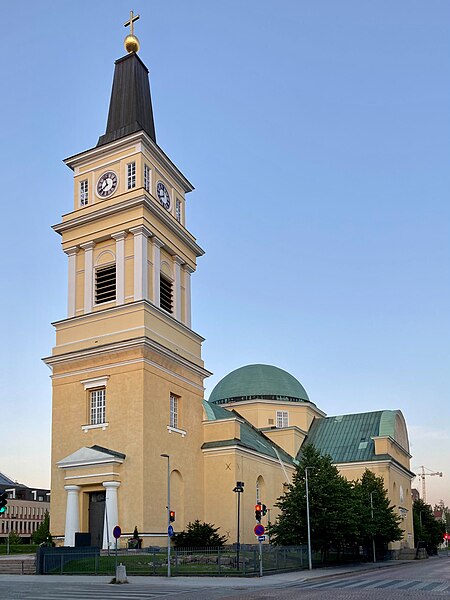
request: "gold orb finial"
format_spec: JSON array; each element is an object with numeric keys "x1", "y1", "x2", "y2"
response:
[
  {"x1": 124, "y1": 10, "x2": 140, "y2": 53},
  {"x1": 125, "y1": 34, "x2": 140, "y2": 53}
]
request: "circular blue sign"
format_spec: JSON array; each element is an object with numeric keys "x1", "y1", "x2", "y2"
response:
[
  {"x1": 254, "y1": 524, "x2": 265, "y2": 536},
  {"x1": 113, "y1": 525, "x2": 121, "y2": 539},
  {"x1": 168, "y1": 525, "x2": 174, "y2": 537}
]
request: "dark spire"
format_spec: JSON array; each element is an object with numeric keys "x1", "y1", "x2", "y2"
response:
[{"x1": 97, "y1": 52, "x2": 156, "y2": 147}]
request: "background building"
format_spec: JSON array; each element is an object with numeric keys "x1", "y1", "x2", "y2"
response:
[{"x1": 0, "y1": 472, "x2": 50, "y2": 543}]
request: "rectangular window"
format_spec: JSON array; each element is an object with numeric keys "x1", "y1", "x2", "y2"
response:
[
  {"x1": 144, "y1": 164, "x2": 151, "y2": 192},
  {"x1": 175, "y1": 198, "x2": 182, "y2": 223},
  {"x1": 80, "y1": 179, "x2": 89, "y2": 206},
  {"x1": 276, "y1": 410, "x2": 289, "y2": 428},
  {"x1": 160, "y1": 275, "x2": 173, "y2": 313},
  {"x1": 170, "y1": 394, "x2": 179, "y2": 429},
  {"x1": 127, "y1": 162, "x2": 136, "y2": 190},
  {"x1": 95, "y1": 264, "x2": 116, "y2": 304},
  {"x1": 90, "y1": 388, "x2": 106, "y2": 425}
]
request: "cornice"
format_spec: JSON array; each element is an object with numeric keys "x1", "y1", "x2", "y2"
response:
[
  {"x1": 372, "y1": 435, "x2": 412, "y2": 459},
  {"x1": 53, "y1": 194, "x2": 204, "y2": 258},
  {"x1": 49, "y1": 299, "x2": 205, "y2": 343},
  {"x1": 64, "y1": 131, "x2": 194, "y2": 193},
  {"x1": 43, "y1": 333, "x2": 212, "y2": 381},
  {"x1": 337, "y1": 458, "x2": 415, "y2": 479},
  {"x1": 201, "y1": 445, "x2": 296, "y2": 469}
]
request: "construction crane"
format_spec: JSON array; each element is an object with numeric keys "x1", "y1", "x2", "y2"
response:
[{"x1": 416, "y1": 466, "x2": 443, "y2": 504}]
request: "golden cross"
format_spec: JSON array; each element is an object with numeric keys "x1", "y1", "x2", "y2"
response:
[{"x1": 124, "y1": 10, "x2": 140, "y2": 36}]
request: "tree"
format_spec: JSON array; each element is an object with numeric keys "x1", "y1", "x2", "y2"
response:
[
  {"x1": 31, "y1": 512, "x2": 52, "y2": 545},
  {"x1": 353, "y1": 470, "x2": 403, "y2": 559},
  {"x1": 7, "y1": 531, "x2": 22, "y2": 546},
  {"x1": 173, "y1": 520, "x2": 228, "y2": 548},
  {"x1": 414, "y1": 499, "x2": 445, "y2": 554},
  {"x1": 269, "y1": 444, "x2": 358, "y2": 558}
]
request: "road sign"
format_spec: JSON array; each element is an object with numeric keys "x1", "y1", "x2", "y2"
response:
[
  {"x1": 113, "y1": 525, "x2": 121, "y2": 539},
  {"x1": 254, "y1": 524, "x2": 265, "y2": 536},
  {"x1": 168, "y1": 525, "x2": 174, "y2": 537},
  {"x1": 258, "y1": 535, "x2": 265, "y2": 542}
]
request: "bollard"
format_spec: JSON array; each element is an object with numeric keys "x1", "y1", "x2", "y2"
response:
[{"x1": 116, "y1": 563, "x2": 128, "y2": 583}]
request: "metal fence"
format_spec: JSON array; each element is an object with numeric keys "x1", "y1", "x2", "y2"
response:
[{"x1": 38, "y1": 545, "x2": 309, "y2": 576}]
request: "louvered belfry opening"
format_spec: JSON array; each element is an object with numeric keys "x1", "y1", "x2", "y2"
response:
[
  {"x1": 95, "y1": 264, "x2": 116, "y2": 304},
  {"x1": 160, "y1": 275, "x2": 173, "y2": 313}
]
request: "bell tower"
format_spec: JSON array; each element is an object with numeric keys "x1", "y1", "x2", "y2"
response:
[{"x1": 45, "y1": 15, "x2": 210, "y2": 547}]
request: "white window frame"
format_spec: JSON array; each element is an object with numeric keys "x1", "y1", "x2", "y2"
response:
[
  {"x1": 81, "y1": 376, "x2": 109, "y2": 431},
  {"x1": 127, "y1": 161, "x2": 136, "y2": 190},
  {"x1": 170, "y1": 394, "x2": 178, "y2": 429},
  {"x1": 167, "y1": 393, "x2": 186, "y2": 437},
  {"x1": 276, "y1": 410, "x2": 289, "y2": 428},
  {"x1": 90, "y1": 388, "x2": 106, "y2": 425},
  {"x1": 144, "y1": 163, "x2": 151, "y2": 192},
  {"x1": 175, "y1": 198, "x2": 182, "y2": 223},
  {"x1": 80, "y1": 179, "x2": 89, "y2": 206}
]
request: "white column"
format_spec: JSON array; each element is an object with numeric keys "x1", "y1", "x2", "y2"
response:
[
  {"x1": 152, "y1": 237, "x2": 164, "y2": 307},
  {"x1": 80, "y1": 241, "x2": 95, "y2": 314},
  {"x1": 102, "y1": 481, "x2": 120, "y2": 550},
  {"x1": 184, "y1": 265, "x2": 194, "y2": 328},
  {"x1": 130, "y1": 226, "x2": 151, "y2": 301},
  {"x1": 64, "y1": 485, "x2": 81, "y2": 547},
  {"x1": 112, "y1": 231, "x2": 127, "y2": 305},
  {"x1": 173, "y1": 256, "x2": 184, "y2": 321},
  {"x1": 65, "y1": 247, "x2": 78, "y2": 318}
]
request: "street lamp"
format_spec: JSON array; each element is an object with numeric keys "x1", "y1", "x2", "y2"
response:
[
  {"x1": 160, "y1": 454, "x2": 171, "y2": 577},
  {"x1": 305, "y1": 467, "x2": 314, "y2": 570},
  {"x1": 370, "y1": 491, "x2": 377, "y2": 563},
  {"x1": 232, "y1": 481, "x2": 244, "y2": 570}
]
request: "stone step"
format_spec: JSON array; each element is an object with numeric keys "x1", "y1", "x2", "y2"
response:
[{"x1": 0, "y1": 559, "x2": 35, "y2": 574}]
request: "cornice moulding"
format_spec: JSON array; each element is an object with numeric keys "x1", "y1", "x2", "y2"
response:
[
  {"x1": 53, "y1": 195, "x2": 204, "y2": 258},
  {"x1": 64, "y1": 131, "x2": 194, "y2": 194}
]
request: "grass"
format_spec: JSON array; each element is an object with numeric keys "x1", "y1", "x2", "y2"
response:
[{"x1": 0, "y1": 544, "x2": 39, "y2": 555}]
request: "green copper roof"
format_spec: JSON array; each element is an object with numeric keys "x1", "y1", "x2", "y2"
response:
[
  {"x1": 209, "y1": 364, "x2": 310, "y2": 405},
  {"x1": 202, "y1": 400, "x2": 294, "y2": 464},
  {"x1": 299, "y1": 410, "x2": 405, "y2": 464}
]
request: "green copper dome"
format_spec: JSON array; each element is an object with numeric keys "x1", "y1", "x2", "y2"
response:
[{"x1": 209, "y1": 364, "x2": 310, "y2": 405}]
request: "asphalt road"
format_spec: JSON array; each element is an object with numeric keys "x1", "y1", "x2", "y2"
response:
[{"x1": 0, "y1": 556, "x2": 449, "y2": 599}]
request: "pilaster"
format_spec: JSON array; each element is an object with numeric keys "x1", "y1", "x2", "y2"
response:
[
  {"x1": 65, "y1": 247, "x2": 78, "y2": 318},
  {"x1": 80, "y1": 241, "x2": 95, "y2": 314},
  {"x1": 111, "y1": 231, "x2": 127, "y2": 305}
]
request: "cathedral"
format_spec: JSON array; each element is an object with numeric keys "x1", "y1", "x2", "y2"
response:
[{"x1": 45, "y1": 17, "x2": 414, "y2": 550}]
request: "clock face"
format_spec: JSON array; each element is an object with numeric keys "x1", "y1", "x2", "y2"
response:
[
  {"x1": 96, "y1": 171, "x2": 118, "y2": 198},
  {"x1": 157, "y1": 181, "x2": 171, "y2": 210}
]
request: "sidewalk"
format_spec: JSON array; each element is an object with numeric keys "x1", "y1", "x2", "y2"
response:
[{"x1": 0, "y1": 558, "x2": 420, "y2": 587}]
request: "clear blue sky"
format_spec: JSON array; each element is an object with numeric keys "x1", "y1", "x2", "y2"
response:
[{"x1": 0, "y1": 1, "x2": 448, "y2": 505}]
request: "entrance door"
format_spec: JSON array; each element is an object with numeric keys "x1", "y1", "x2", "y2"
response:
[{"x1": 88, "y1": 491, "x2": 106, "y2": 548}]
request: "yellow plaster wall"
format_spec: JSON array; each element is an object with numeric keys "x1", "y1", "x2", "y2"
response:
[
  {"x1": 374, "y1": 437, "x2": 410, "y2": 470},
  {"x1": 262, "y1": 427, "x2": 306, "y2": 458},
  {"x1": 203, "y1": 449, "x2": 294, "y2": 545},
  {"x1": 203, "y1": 419, "x2": 242, "y2": 444},
  {"x1": 50, "y1": 349, "x2": 145, "y2": 538},
  {"x1": 229, "y1": 401, "x2": 322, "y2": 432}
]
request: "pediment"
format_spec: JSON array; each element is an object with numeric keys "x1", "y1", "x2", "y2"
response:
[{"x1": 57, "y1": 445, "x2": 125, "y2": 469}]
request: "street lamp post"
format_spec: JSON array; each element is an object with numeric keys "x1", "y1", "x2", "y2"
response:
[
  {"x1": 160, "y1": 454, "x2": 171, "y2": 577},
  {"x1": 232, "y1": 481, "x2": 244, "y2": 571},
  {"x1": 305, "y1": 467, "x2": 313, "y2": 570},
  {"x1": 370, "y1": 491, "x2": 376, "y2": 563}
]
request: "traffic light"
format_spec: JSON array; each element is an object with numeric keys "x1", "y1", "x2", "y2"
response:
[
  {"x1": 255, "y1": 503, "x2": 262, "y2": 523},
  {"x1": 0, "y1": 492, "x2": 7, "y2": 515},
  {"x1": 261, "y1": 504, "x2": 267, "y2": 517},
  {"x1": 169, "y1": 510, "x2": 175, "y2": 522}
]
